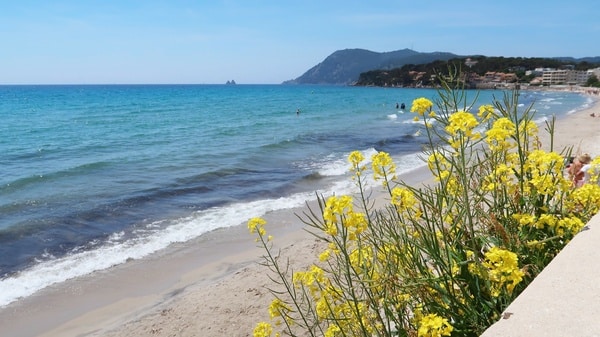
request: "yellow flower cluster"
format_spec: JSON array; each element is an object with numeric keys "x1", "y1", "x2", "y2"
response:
[
  {"x1": 323, "y1": 195, "x2": 354, "y2": 235},
  {"x1": 567, "y1": 183, "x2": 600, "y2": 216},
  {"x1": 319, "y1": 202, "x2": 368, "y2": 242},
  {"x1": 587, "y1": 157, "x2": 600, "y2": 184},
  {"x1": 411, "y1": 97, "x2": 434, "y2": 116},
  {"x1": 513, "y1": 212, "x2": 585, "y2": 237},
  {"x1": 293, "y1": 264, "x2": 328, "y2": 293},
  {"x1": 268, "y1": 298, "x2": 291, "y2": 319},
  {"x1": 417, "y1": 313, "x2": 454, "y2": 337},
  {"x1": 349, "y1": 150, "x2": 365, "y2": 168},
  {"x1": 485, "y1": 117, "x2": 516, "y2": 151},
  {"x1": 253, "y1": 321, "x2": 273, "y2": 337},
  {"x1": 445, "y1": 111, "x2": 480, "y2": 139},
  {"x1": 478, "y1": 104, "x2": 495, "y2": 121},
  {"x1": 372, "y1": 151, "x2": 397, "y2": 183},
  {"x1": 391, "y1": 186, "x2": 416, "y2": 209},
  {"x1": 482, "y1": 247, "x2": 524, "y2": 297},
  {"x1": 348, "y1": 150, "x2": 367, "y2": 180},
  {"x1": 483, "y1": 163, "x2": 513, "y2": 191},
  {"x1": 248, "y1": 217, "x2": 267, "y2": 236},
  {"x1": 524, "y1": 150, "x2": 568, "y2": 195}
]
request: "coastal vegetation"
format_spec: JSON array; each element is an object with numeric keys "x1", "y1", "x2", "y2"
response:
[
  {"x1": 249, "y1": 70, "x2": 600, "y2": 336},
  {"x1": 355, "y1": 56, "x2": 600, "y2": 88},
  {"x1": 587, "y1": 74, "x2": 600, "y2": 87}
]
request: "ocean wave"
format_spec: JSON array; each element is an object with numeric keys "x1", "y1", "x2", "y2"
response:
[
  {"x1": 1, "y1": 160, "x2": 112, "y2": 193},
  {"x1": 0, "y1": 186, "x2": 328, "y2": 307}
]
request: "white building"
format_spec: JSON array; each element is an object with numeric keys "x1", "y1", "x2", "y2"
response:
[{"x1": 541, "y1": 69, "x2": 590, "y2": 85}]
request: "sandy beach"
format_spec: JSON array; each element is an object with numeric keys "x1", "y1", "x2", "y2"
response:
[{"x1": 1, "y1": 89, "x2": 599, "y2": 337}]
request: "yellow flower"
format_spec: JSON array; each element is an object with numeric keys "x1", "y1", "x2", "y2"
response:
[
  {"x1": 478, "y1": 104, "x2": 495, "y2": 120},
  {"x1": 445, "y1": 111, "x2": 479, "y2": 138},
  {"x1": 512, "y1": 213, "x2": 536, "y2": 226},
  {"x1": 536, "y1": 213, "x2": 557, "y2": 230},
  {"x1": 248, "y1": 217, "x2": 267, "y2": 236},
  {"x1": 556, "y1": 216, "x2": 585, "y2": 236},
  {"x1": 324, "y1": 323, "x2": 341, "y2": 337},
  {"x1": 588, "y1": 157, "x2": 600, "y2": 183},
  {"x1": 411, "y1": 97, "x2": 434, "y2": 116},
  {"x1": 269, "y1": 298, "x2": 291, "y2": 319},
  {"x1": 372, "y1": 151, "x2": 396, "y2": 182},
  {"x1": 567, "y1": 183, "x2": 600, "y2": 215},
  {"x1": 482, "y1": 247, "x2": 524, "y2": 296},
  {"x1": 253, "y1": 322, "x2": 273, "y2": 337},
  {"x1": 345, "y1": 211, "x2": 367, "y2": 240},
  {"x1": 485, "y1": 117, "x2": 516, "y2": 151},
  {"x1": 323, "y1": 195, "x2": 353, "y2": 231},
  {"x1": 484, "y1": 163, "x2": 514, "y2": 191},
  {"x1": 349, "y1": 246, "x2": 373, "y2": 270},
  {"x1": 348, "y1": 150, "x2": 365, "y2": 168},
  {"x1": 319, "y1": 249, "x2": 331, "y2": 261},
  {"x1": 417, "y1": 313, "x2": 454, "y2": 337},
  {"x1": 391, "y1": 186, "x2": 417, "y2": 212}
]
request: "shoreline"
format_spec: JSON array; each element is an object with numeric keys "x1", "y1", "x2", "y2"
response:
[
  {"x1": 0, "y1": 163, "x2": 433, "y2": 337},
  {"x1": 1, "y1": 91, "x2": 599, "y2": 337}
]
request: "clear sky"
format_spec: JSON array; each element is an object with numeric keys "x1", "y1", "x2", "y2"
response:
[{"x1": 1, "y1": 0, "x2": 598, "y2": 85}]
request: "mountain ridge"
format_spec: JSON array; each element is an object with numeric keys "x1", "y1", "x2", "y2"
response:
[
  {"x1": 283, "y1": 48, "x2": 461, "y2": 85},
  {"x1": 284, "y1": 48, "x2": 600, "y2": 85}
]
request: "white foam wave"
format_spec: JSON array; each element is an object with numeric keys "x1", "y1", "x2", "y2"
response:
[
  {"x1": 317, "y1": 148, "x2": 378, "y2": 177},
  {"x1": 0, "y1": 189, "x2": 321, "y2": 307},
  {"x1": 0, "y1": 148, "x2": 430, "y2": 308}
]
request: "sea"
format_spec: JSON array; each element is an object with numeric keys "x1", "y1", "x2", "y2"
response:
[{"x1": 0, "y1": 84, "x2": 592, "y2": 307}]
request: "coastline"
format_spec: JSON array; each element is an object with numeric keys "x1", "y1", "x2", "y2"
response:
[
  {"x1": 0, "y1": 164, "x2": 433, "y2": 337},
  {"x1": 1, "y1": 91, "x2": 599, "y2": 337}
]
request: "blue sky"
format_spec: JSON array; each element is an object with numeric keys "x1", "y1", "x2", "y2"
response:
[{"x1": 1, "y1": 0, "x2": 597, "y2": 84}]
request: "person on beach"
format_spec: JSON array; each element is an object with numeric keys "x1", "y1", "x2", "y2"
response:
[{"x1": 567, "y1": 153, "x2": 592, "y2": 187}]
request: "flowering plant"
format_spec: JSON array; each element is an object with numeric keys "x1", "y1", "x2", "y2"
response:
[{"x1": 249, "y1": 71, "x2": 600, "y2": 337}]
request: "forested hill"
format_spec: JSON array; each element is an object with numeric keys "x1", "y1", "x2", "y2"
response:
[
  {"x1": 282, "y1": 48, "x2": 460, "y2": 85},
  {"x1": 354, "y1": 56, "x2": 600, "y2": 87}
]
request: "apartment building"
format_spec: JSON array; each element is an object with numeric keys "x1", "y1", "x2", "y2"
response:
[{"x1": 541, "y1": 69, "x2": 590, "y2": 85}]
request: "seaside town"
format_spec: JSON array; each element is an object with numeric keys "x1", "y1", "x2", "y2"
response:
[
  {"x1": 462, "y1": 58, "x2": 600, "y2": 90},
  {"x1": 357, "y1": 56, "x2": 600, "y2": 94}
]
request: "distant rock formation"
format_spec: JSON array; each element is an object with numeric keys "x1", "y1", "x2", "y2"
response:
[{"x1": 225, "y1": 80, "x2": 237, "y2": 85}]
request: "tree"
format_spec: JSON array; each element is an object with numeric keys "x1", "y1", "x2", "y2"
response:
[{"x1": 586, "y1": 74, "x2": 600, "y2": 87}]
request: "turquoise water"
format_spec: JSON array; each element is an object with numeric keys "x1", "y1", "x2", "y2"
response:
[{"x1": 0, "y1": 84, "x2": 591, "y2": 306}]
